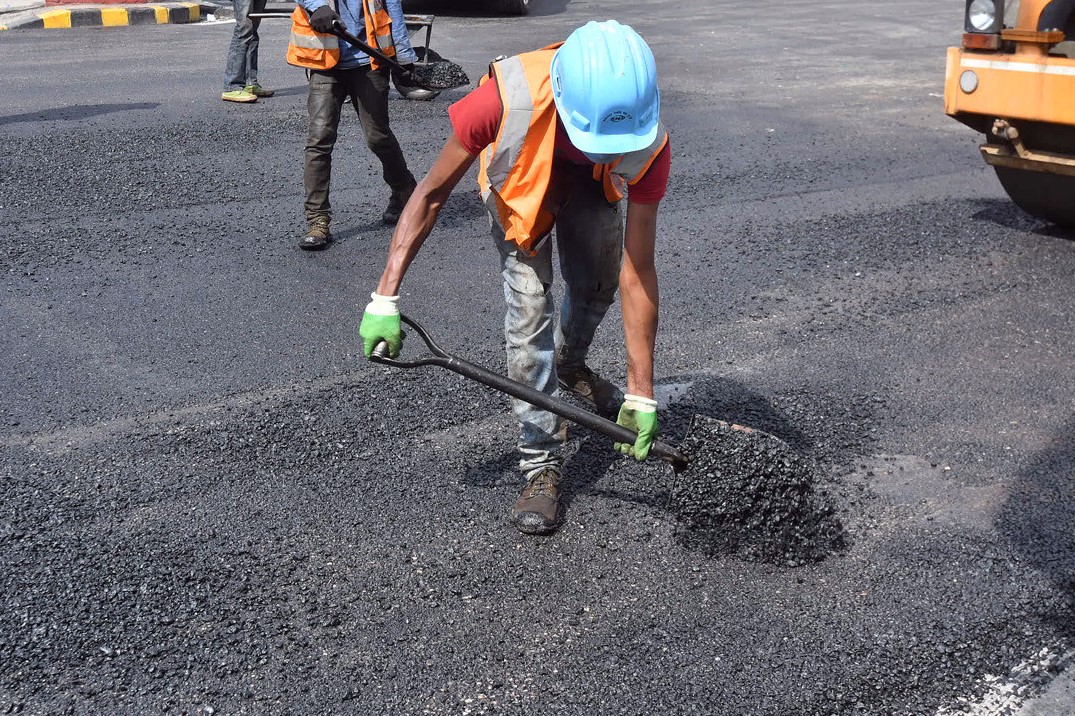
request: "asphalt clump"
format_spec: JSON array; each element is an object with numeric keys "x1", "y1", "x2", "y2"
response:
[
  {"x1": 411, "y1": 61, "x2": 470, "y2": 90},
  {"x1": 670, "y1": 415, "x2": 848, "y2": 566}
]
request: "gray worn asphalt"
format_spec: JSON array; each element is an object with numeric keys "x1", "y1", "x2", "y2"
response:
[{"x1": 2, "y1": 1, "x2": 1074, "y2": 714}]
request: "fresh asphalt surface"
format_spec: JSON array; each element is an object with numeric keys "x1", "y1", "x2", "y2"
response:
[{"x1": 2, "y1": 1, "x2": 1075, "y2": 714}]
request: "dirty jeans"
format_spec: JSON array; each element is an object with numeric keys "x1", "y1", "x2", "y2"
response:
[
  {"x1": 303, "y1": 66, "x2": 416, "y2": 223},
  {"x1": 493, "y1": 163, "x2": 624, "y2": 478},
  {"x1": 222, "y1": 0, "x2": 265, "y2": 91}
]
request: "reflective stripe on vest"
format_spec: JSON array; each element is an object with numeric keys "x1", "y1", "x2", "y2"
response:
[
  {"x1": 286, "y1": 0, "x2": 340, "y2": 70},
  {"x1": 289, "y1": 27, "x2": 339, "y2": 53},
  {"x1": 286, "y1": 0, "x2": 395, "y2": 71},
  {"x1": 364, "y1": 0, "x2": 396, "y2": 65},
  {"x1": 483, "y1": 55, "x2": 544, "y2": 190},
  {"x1": 477, "y1": 46, "x2": 668, "y2": 253}
]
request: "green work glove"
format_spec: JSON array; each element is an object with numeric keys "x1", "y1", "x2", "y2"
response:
[
  {"x1": 359, "y1": 292, "x2": 402, "y2": 358},
  {"x1": 615, "y1": 394, "x2": 659, "y2": 461}
]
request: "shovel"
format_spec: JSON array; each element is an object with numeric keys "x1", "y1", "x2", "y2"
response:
[
  {"x1": 331, "y1": 20, "x2": 470, "y2": 91},
  {"x1": 371, "y1": 314, "x2": 691, "y2": 470}
]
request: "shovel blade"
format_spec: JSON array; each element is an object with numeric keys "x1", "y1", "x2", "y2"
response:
[{"x1": 407, "y1": 61, "x2": 470, "y2": 90}]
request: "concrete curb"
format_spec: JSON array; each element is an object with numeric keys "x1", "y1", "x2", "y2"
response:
[{"x1": 0, "y1": 1, "x2": 222, "y2": 29}]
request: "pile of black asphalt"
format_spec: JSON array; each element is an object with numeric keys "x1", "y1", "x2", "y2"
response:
[
  {"x1": 4, "y1": 369, "x2": 1071, "y2": 716},
  {"x1": 411, "y1": 60, "x2": 470, "y2": 90},
  {"x1": 669, "y1": 416, "x2": 847, "y2": 566}
]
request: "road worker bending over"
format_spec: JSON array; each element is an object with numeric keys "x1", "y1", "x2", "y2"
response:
[{"x1": 360, "y1": 20, "x2": 672, "y2": 535}]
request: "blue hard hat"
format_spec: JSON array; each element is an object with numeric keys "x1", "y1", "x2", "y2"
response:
[{"x1": 550, "y1": 20, "x2": 660, "y2": 155}]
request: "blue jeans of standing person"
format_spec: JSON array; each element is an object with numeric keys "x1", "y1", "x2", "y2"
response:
[
  {"x1": 492, "y1": 162, "x2": 624, "y2": 478},
  {"x1": 222, "y1": 0, "x2": 266, "y2": 91}
]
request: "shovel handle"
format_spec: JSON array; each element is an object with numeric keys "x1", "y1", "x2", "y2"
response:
[
  {"x1": 370, "y1": 315, "x2": 690, "y2": 471},
  {"x1": 330, "y1": 20, "x2": 467, "y2": 91},
  {"x1": 331, "y1": 20, "x2": 410, "y2": 74}
]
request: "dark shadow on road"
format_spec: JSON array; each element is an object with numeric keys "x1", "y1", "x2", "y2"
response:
[
  {"x1": 329, "y1": 220, "x2": 387, "y2": 243},
  {"x1": 460, "y1": 374, "x2": 813, "y2": 509},
  {"x1": 455, "y1": 374, "x2": 821, "y2": 518},
  {"x1": 970, "y1": 198, "x2": 1041, "y2": 232},
  {"x1": 0, "y1": 103, "x2": 159, "y2": 126},
  {"x1": 970, "y1": 198, "x2": 1075, "y2": 241},
  {"x1": 568, "y1": 374, "x2": 813, "y2": 511},
  {"x1": 461, "y1": 448, "x2": 518, "y2": 489},
  {"x1": 657, "y1": 374, "x2": 811, "y2": 451},
  {"x1": 996, "y1": 415, "x2": 1075, "y2": 639},
  {"x1": 1034, "y1": 223, "x2": 1075, "y2": 243},
  {"x1": 456, "y1": 374, "x2": 850, "y2": 565}
]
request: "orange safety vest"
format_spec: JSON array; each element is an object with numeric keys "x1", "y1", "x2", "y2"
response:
[
  {"x1": 286, "y1": 0, "x2": 397, "y2": 71},
  {"x1": 477, "y1": 45, "x2": 669, "y2": 254}
]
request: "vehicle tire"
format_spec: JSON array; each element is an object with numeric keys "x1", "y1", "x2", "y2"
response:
[
  {"x1": 393, "y1": 47, "x2": 442, "y2": 101},
  {"x1": 487, "y1": 0, "x2": 530, "y2": 15},
  {"x1": 989, "y1": 121, "x2": 1075, "y2": 228},
  {"x1": 994, "y1": 167, "x2": 1075, "y2": 228}
]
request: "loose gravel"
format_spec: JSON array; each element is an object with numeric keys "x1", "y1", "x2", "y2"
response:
[
  {"x1": 412, "y1": 61, "x2": 470, "y2": 90},
  {"x1": 670, "y1": 416, "x2": 848, "y2": 566}
]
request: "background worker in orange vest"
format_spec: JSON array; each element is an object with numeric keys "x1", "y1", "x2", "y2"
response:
[
  {"x1": 287, "y1": 0, "x2": 419, "y2": 250},
  {"x1": 359, "y1": 20, "x2": 671, "y2": 536}
]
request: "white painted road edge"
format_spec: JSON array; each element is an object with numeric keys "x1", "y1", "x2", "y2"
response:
[{"x1": 936, "y1": 645, "x2": 1075, "y2": 716}]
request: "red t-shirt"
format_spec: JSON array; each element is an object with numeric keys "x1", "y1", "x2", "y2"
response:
[{"x1": 448, "y1": 79, "x2": 670, "y2": 205}]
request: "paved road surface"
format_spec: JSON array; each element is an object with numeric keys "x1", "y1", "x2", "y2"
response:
[{"x1": 2, "y1": 1, "x2": 1074, "y2": 714}]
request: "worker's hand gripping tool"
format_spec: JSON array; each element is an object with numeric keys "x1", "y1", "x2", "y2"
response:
[{"x1": 370, "y1": 314, "x2": 689, "y2": 472}]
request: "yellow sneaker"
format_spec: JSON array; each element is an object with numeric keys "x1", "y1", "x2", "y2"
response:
[{"x1": 221, "y1": 89, "x2": 257, "y2": 103}]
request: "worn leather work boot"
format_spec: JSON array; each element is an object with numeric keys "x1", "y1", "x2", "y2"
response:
[
  {"x1": 382, "y1": 184, "x2": 415, "y2": 225},
  {"x1": 557, "y1": 362, "x2": 624, "y2": 418},
  {"x1": 511, "y1": 467, "x2": 562, "y2": 535},
  {"x1": 299, "y1": 216, "x2": 331, "y2": 251}
]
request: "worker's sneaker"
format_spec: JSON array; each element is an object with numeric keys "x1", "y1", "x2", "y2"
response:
[
  {"x1": 299, "y1": 217, "x2": 331, "y2": 251},
  {"x1": 244, "y1": 84, "x2": 274, "y2": 98},
  {"x1": 511, "y1": 467, "x2": 562, "y2": 535},
  {"x1": 381, "y1": 184, "x2": 415, "y2": 225},
  {"x1": 557, "y1": 362, "x2": 624, "y2": 418},
  {"x1": 221, "y1": 89, "x2": 258, "y2": 103}
]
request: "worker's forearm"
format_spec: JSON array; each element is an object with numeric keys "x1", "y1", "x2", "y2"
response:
[
  {"x1": 621, "y1": 200, "x2": 660, "y2": 399},
  {"x1": 620, "y1": 264, "x2": 658, "y2": 399},
  {"x1": 375, "y1": 186, "x2": 445, "y2": 296},
  {"x1": 385, "y1": 0, "x2": 418, "y2": 64}
]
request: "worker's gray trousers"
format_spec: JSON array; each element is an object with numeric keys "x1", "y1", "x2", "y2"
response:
[
  {"x1": 303, "y1": 66, "x2": 416, "y2": 224},
  {"x1": 491, "y1": 163, "x2": 624, "y2": 479}
]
